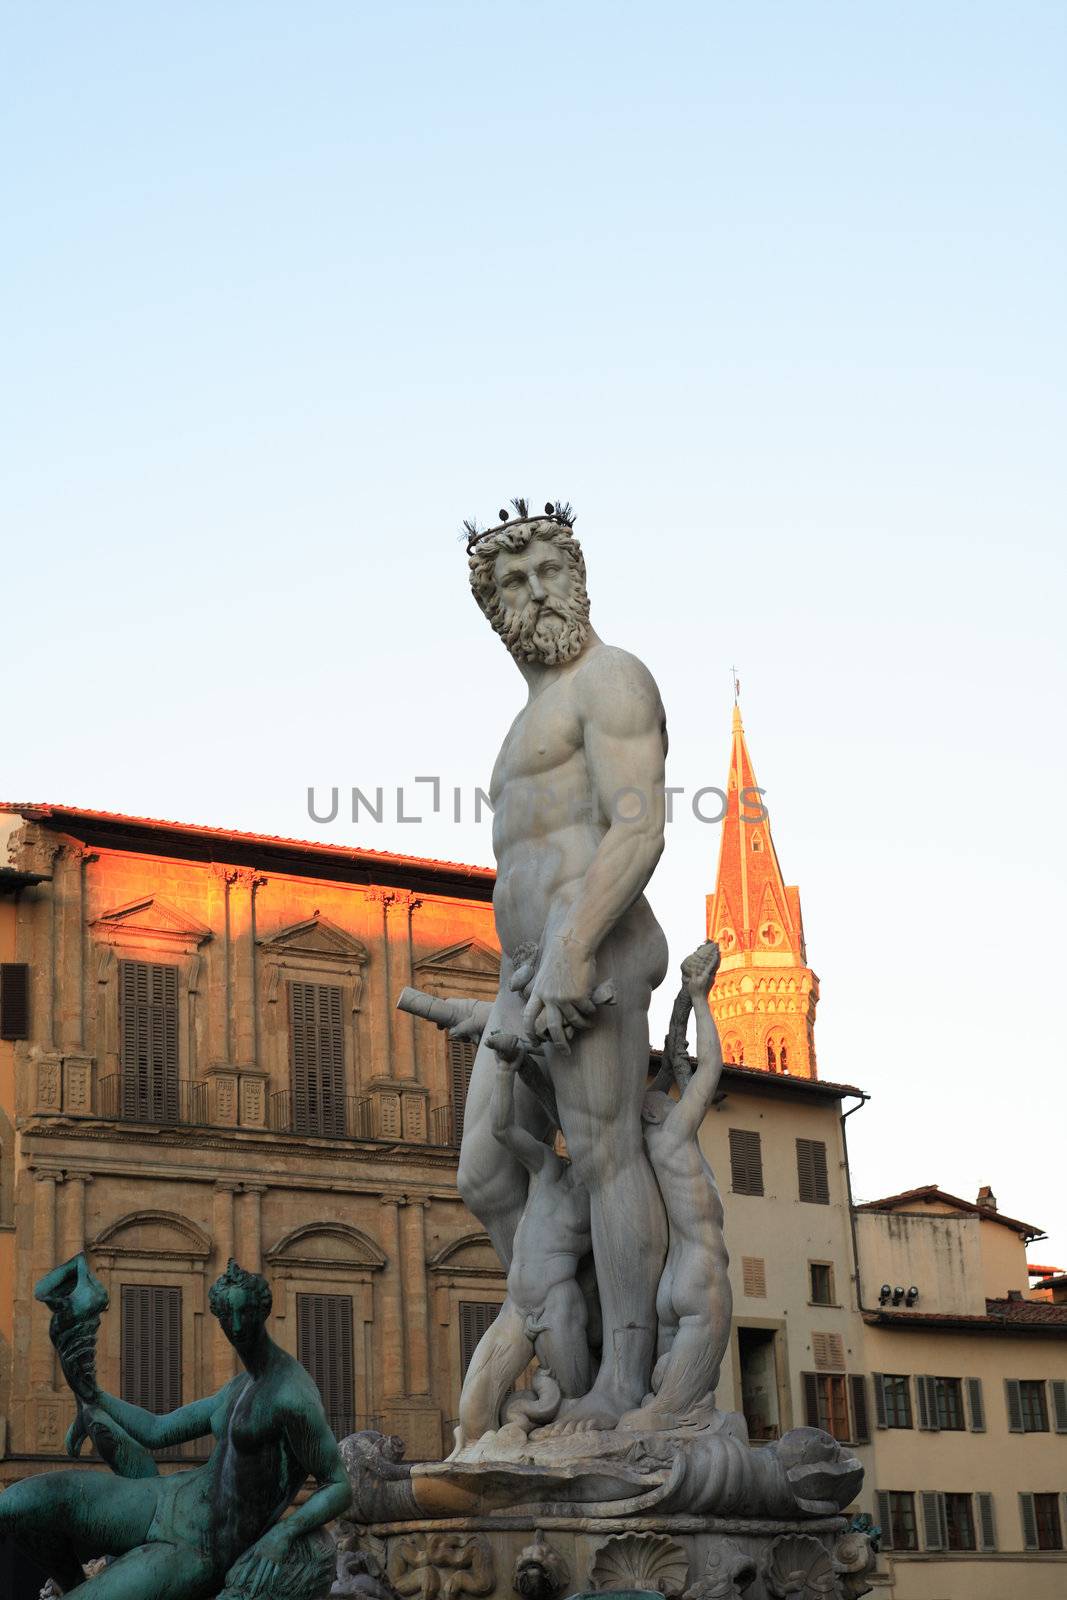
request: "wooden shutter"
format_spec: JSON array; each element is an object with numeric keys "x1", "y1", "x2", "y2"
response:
[
  {"x1": 289, "y1": 981, "x2": 346, "y2": 1137},
  {"x1": 0, "y1": 964, "x2": 29, "y2": 1040},
  {"x1": 976, "y1": 1492, "x2": 996, "y2": 1551},
  {"x1": 120, "y1": 961, "x2": 179, "y2": 1123},
  {"x1": 741, "y1": 1256, "x2": 767, "y2": 1297},
  {"x1": 1020, "y1": 1493, "x2": 1039, "y2": 1551},
  {"x1": 875, "y1": 1490, "x2": 893, "y2": 1550},
  {"x1": 1050, "y1": 1379, "x2": 1067, "y2": 1433},
  {"x1": 849, "y1": 1375, "x2": 870, "y2": 1443},
  {"x1": 916, "y1": 1374, "x2": 939, "y2": 1431},
  {"x1": 812, "y1": 1332, "x2": 845, "y2": 1371},
  {"x1": 966, "y1": 1376, "x2": 985, "y2": 1432},
  {"x1": 921, "y1": 1491, "x2": 945, "y2": 1551},
  {"x1": 728, "y1": 1128, "x2": 763, "y2": 1196},
  {"x1": 871, "y1": 1372, "x2": 888, "y2": 1428},
  {"x1": 121, "y1": 1283, "x2": 182, "y2": 1447},
  {"x1": 297, "y1": 1292, "x2": 354, "y2": 1438},
  {"x1": 1005, "y1": 1378, "x2": 1024, "y2": 1433},
  {"x1": 458, "y1": 1301, "x2": 498, "y2": 1377},
  {"x1": 796, "y1": 1138, "x2": 830, "y2": 1204},
  {"x1": 801, "y1": 1371, "x2": 820, "y2": 1428},
  {"x1": 448, "y1": 1037, "x2": 476, "y2": 1143}
]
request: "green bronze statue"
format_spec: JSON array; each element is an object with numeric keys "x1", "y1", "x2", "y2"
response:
[{"x1": 0, "y1": 1257, "x2": 351, "y2": 1598}]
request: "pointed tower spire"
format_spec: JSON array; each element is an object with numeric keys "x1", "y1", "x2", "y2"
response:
[{"x1": 705, "y1": 700, "x2": 820, "y2": 1078}]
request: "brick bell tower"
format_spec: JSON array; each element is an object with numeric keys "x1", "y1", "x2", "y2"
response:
[{"x1": 705, "y1": 702, "x2": 819, "y2": 1077}]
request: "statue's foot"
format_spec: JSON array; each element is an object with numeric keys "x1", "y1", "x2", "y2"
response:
[
  {"x1": 617, "y1": 1404, "x2": 682, "y2": 1432},
  {"x1": 531, "y1": 1385, "x2": 636, "y2": 1438}
]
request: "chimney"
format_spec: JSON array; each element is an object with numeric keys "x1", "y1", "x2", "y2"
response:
[
  {"x1": 1007, "y1": 1289, "x2": 1023, "y2": 1301},
  {"x1": 976, "y1": 1185, "x2": 997, "y2": 1213}
]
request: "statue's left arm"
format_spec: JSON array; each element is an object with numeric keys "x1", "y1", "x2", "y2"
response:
[
  {"x1": 94, "y1": 1387, "x2": 225, "y2": 1449},
  {"x1": 670, "y1": 942, "x2": 724, "y2": 1140},
  {"x1": 523, "y1": 648, "x2": 666, "y2": 1049}
]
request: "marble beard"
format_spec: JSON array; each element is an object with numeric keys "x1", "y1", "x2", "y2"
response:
[{"x1": 384, "y1": 506, "x2": 865, "y2": 1535}]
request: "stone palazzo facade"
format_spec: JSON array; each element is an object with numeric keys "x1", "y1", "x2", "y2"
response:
[{"x1": 0, "y1": 802, "x2": 508, "y2": 1480}]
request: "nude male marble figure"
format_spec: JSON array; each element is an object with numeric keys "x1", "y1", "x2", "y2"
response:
[
  {"x1": 620, "y1": 939, "x2": 733, "y2": 1432},
  {"x1": 452, "y1": 1034, "x2": 592, "y2": 1450},
  {"x1": 459, "y1": 505, "x2": 669, "y2": 1429}
]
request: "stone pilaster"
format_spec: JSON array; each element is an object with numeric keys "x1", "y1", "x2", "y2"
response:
[
  {"x1": 240, "y1": 1183, "x2": 268, "y2": 1274},
  {"x1": 378, "y1": 1195, "x2": 406, "y2": 1398},
  {"x1": 402, "y1": 1196, "x2": 431, "y2": 1396},
  {"x1": 61, "y1": 1172, "x2": 93, "y2": 1262},
  {"x1": 31, "y1": 1168, "x2": 62, "y2": 1392},
  {"x1": 213, "y1": 1181, "x2": 241, "y2": 1385}
]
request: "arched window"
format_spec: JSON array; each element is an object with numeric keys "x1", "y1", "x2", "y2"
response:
[
  {"x1": 724, "y1": 1035, "x2": 745, "y2": 1065},
  {"x1": 765, "y1": 1029, "x2": 790, "y2": 1074}
]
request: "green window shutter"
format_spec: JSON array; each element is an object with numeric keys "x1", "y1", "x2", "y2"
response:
[
  {"x1": 871, "y1": 1372, "x2": 887, "y2": 1428},
  {"x1": 728, "y1": 1128, "x2": 764, "y2": 1196},
  {"x1": 1050, "y1": 1379, "x2": 1067, "y2": 1434},
  {"x1": 458, "y1": 1300, "x2": 498, "y2": 1377},
  {"x1": 449, "y1": 1037, "x2": 477, "y2": 1144},
  {"x1": 849, "y1": 1375, "x2": 870, "y2": 1444},
  {"x1": 1020, "y1": 1493, "x2": 1039, "y2": 1552},
  {"x1": 796, "y1": 1138, "x2": 830, "y2": 1204},
  {"x1": 967, "y1": 1376, "x2": 986, "y2": 1432},
  {"x1": 0, "y1": 964, "x2": 30, "y2": 1040},
  {"x1": 976, "y1": 1493, "x2": 996, "y2": 1552},
  {"x1": 297, "y1": 1292, "x2": 354, "y2": 1438},
  {"x1": 917, "y1": 1375, "x2": 939, "y2": 1431},
  {"x1": 921, "y1": 1491, "x2": 945, "y2": 1552},
  {"x1": 875, "y1": 1490, "x2": 893, "y2": 1551},
  {"x1": 1005, "y1": 1378, "x2": 1024, "y2": 1433}
]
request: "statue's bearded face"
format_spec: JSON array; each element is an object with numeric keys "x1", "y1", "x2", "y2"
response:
[{"x1": 470, "y1": 521, "x2": 591, "y2": 666}]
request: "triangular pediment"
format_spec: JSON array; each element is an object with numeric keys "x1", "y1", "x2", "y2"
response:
[
  {"x1": 416, "y1": 938, "x2": 500, "y2": 979},
  {"x1": 92, "y1": 896, "x2": 212, "y2": 947},
  {"x1": 259, "y1": 914, "x2": 369, "y2": 963}
]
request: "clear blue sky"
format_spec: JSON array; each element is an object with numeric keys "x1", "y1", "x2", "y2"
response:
[{"x1": 4, "y1": 3, "x2": 1065, "y2": 1258}]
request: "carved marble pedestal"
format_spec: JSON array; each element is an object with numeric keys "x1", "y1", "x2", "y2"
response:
[{"x1": 346, "y1": 1515, "x2": 874, "y2": 1600}]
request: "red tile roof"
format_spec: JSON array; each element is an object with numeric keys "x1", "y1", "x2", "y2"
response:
[
  {"x1": 0, "y1": 803, "x2": 495, "y2": 883},
  {"x1": 854, "y1": 1184, "x2": 1043, "y2": 1240},
  {"x1": 864, "y1": 1300, "x2": 1067, "y2": 1335},
  {"x1": 986, "y1": 1297, "x2": 1067, "y2": 1325}
]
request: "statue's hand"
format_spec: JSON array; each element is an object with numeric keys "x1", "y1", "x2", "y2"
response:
[
  {"x1": 522, "y1": 938, "x2": 597, "y2": 1054},
  {"x1": 681, "y1": 940, "x2": 720, "y2": 998},
  {"x1": 226, "y1": 1524, "x2": 293, "y2": 1596},
  {"x1": 447, "y1": 1013, "x2": 483, "y2": 1045}
]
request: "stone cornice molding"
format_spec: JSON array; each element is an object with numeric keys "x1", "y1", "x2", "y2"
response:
[
  {"x1": 267, "y1": 1221, "x2": 387, "y2": 1273},
  {"x1": 91, "y1": 1208, "x2": 213, "y2": 1260}
]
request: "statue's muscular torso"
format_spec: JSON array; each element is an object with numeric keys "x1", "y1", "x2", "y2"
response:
[{"x1": 489, "y1": 640, "x2": 664, "y2": 964}]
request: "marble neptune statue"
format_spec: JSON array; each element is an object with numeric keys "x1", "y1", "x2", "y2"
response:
[{"x1": 458, "y1": 501, "x2": 672, "y2": 1431}]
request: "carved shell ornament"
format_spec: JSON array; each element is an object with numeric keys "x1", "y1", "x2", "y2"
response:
[
  {"x1": 589, "y1": 1533, "x2": 689, "y2": 1597},
  {"x1": 763, "y1": 1535, "x2": 838, "y2": 1598}
]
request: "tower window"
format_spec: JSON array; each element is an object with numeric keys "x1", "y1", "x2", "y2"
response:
[{"x1": 751, "y1": 833, "x2": 764, "y2": 852}]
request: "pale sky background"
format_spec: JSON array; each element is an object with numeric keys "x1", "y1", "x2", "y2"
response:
[{"x1": 4, "y1": 4, "x2": 1065, "y2": 1261}]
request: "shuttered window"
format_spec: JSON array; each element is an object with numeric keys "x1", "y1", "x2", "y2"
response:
[
  {"x1": 1019, "y1": 1379, "x2": 1049, "y2": 1432},
  {"x1": 876, "y1": 1490, "x2": 918, "y2": 1552},
  {"x1": 297, "y1": 1293, "x2": 355, "y2": 1440},
  {"x1": 0, "y1": 963, "x2": 29, "y2": 1040},
  {"x1": 458, "y1": 1301, "x2": 498, "y2": 1376},
  {"x1": 119, "y1": 961, "x2": 179, "y2": 1123},
  {"x1": 448, "y1": 1037, "x2": 476, "y2": 1144},
  {"x1": 808, "y1": 1262, "x2": 834, "y2": 1305},
  {"x1": 796, "y1": 1138, "x2": 830, "y2": 1204},
  {"x1": 944, "y1": 1492, "x2": 976, "y2": 1551},
  {"x1": 1021, "y1": 1493, "x2": 1063, "y2": 1551},
  {"x1": 289, "y1": 982, "x2": 346, "y2": 1138},
  {"x1": 811, "y1": 1331, "x2": 845, "y2": 1372},
  {"x1": 873, "y1": 1373, "x2": 912, "y2": 1429},
  {"x1": 121, "y1": 1284, "x2": 182, "y2": 1455},
  {"x1": 920, "y1": 1490, "x2": 946, "y2": 1551},
  {"x1": 1051, "y1": 1379, "x2": 1067, "y2": 1433},
  {"x1": 741, "y1": 1257, "x2": 766, "y2": 1297},
  {"x1": 801, "y1": 1372, "x2": 849, "y2": 1440},
  {"x1": 728, "y1": 1128, "x2": 763, "y2": 1196}
]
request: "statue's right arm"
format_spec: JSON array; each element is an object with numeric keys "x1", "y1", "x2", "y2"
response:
[
  {"x1": 490, "y1": 1055, "x2": 547, "y2": 1174},
  {"x1": 95, "y1": 1383, "x2": 231, "y2": 1448}
]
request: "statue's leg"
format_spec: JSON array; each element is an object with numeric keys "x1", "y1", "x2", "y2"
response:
[
  {"x1": 456, "y1": 1299, "x2": 534, "y2": 1446},
  {"x1": 535, "y1": 1281, "x2": 592, "y2": 1398},
  {"x1": 0, "y1": 1470, "x2": 157, "y2": 1592},
  {"x1": 69, "y1": 1540, "x2": 215, "y2": 1599},
  {"x1": 456, "y1": 985, "x2": 549, "y2": 1269},
  {"x1": 622, "y1": 1248, "x2": 733, "y2": 1428},
  {"x1": 549, "y1": 937, "x2": 667, "y2": 1426}
]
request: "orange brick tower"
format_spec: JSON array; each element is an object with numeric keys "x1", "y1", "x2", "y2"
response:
[{"x1": 705, "y1": 704, "x2": 819, "y2": 1078}]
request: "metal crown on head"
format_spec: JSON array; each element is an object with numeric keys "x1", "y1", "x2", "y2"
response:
[{"x1": 463, "y1": 498, "x2": 576, "y2": 554}]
